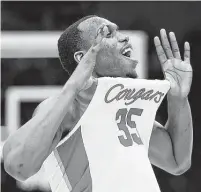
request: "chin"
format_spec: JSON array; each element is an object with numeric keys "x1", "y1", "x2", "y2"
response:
[
  {"x1": 96, "y1": 71, "x2": 138, "y2": 79},
  {"x1": 125, "y1": 72, "x2": 138, "y2": 79},
  {"x1": 108, "y1": 73, "x2": 138, "y2": 79}
]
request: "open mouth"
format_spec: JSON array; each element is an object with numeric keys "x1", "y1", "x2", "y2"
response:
[{"x1": 121, "y1": 44, "x2": 132, "y2": 58}]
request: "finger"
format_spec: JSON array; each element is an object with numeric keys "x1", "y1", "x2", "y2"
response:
[
  {"x1": 160, "y1": 29, "x2": 174, "y2": 59},
  {"x1": 154, "y1": 36, "x2": 168, "y2": 64},
  {"x1": 102, "y1": 25, "x2": 110, "y2": 37},
  {"x1": 184, "y1": 42, "x2": 190, "y2": 63},
  {"x1": 169, "y1": 32, "x2": 181, "y2": 59},
  {"x1": 94, "y1": 24, "x2": 106, "y2": 47},
  {"x1": 97, "y1": 24, "x2": 109, "y2": 37}
]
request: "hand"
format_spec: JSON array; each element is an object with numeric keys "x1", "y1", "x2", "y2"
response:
[
  {"x1": 70, "y1": 24, "x2": 117, "y2": 92},
  {"x1": 154, "y1": 29, "x2": 193, "y2": 98},
  {"x1": 93, "y1": 24, "x2": 118, "y2": 50}
]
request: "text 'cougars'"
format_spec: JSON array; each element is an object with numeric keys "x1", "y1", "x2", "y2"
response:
[{"x1": 105, "y1": 84, "x2": 165, "y2": 105}]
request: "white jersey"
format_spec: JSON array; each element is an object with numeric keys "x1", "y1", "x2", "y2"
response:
[{"x1": 43, "y1": 77, "x2": 170, "y2": 192}]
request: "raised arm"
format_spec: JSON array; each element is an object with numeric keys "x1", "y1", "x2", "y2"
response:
[
  {"x1": 2, "y1": 25, "x2": 109, "y2": 181},
  {"x1": 149, "y1": 29, "x2": 193, "y2": 175}
]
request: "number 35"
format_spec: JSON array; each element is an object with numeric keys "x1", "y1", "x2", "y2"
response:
[{"x1": 116, "y1": 108, "x2": 143, "y2": 147}]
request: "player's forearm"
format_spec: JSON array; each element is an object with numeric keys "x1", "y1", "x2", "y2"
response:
[
  {"x1": 3, "y1": 45, "x2": 99, "y2": 181},
  {"x1": 3, "y1": 84, "x2": 77, "y2": 181},
  {"x1": 3, "y1": 37, "x2": 99, "y2": 181},
  {"x1": 165, "y1": 96, "x2": 193, "y2": 172}
]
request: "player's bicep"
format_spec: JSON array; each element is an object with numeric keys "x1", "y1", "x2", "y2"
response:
[
  {"x1": 148, "y1": 121, "x2": 178, "y2": 173},
  {"x1": 32, "y1": 97, "x2": 54, "y2": 117},
  {"x1": 32, "y1": 97, "x2": 66, "y2": 146},
  {"x1": 32, "y1": 96, "x2": 76, "y2": 143}
]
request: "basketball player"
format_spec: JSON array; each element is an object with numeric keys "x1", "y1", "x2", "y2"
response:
[{"x1": 3, "y1": 16, "x2": 193, "y2": 192}]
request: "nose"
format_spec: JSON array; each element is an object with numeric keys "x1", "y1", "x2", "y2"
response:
[{"x1": 118, "y1": 33, "x2": 129, "y2": 43}]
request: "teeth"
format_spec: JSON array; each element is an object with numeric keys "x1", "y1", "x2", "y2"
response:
[{"x1": 122, "y1": 47, "x2": 132, "y2": 55}]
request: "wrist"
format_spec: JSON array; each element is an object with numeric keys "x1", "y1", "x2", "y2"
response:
[{"x1": 167, "y1": 94, "x2": 188, "y2": 105}]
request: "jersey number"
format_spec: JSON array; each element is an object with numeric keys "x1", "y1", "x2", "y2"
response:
[{"x1": 115, "y1": 108, "x2": 143, "y2": 147}]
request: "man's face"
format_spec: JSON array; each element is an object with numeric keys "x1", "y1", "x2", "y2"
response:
[{"x1": 78, "y1": 17, "x2": 138, "y2": 78}]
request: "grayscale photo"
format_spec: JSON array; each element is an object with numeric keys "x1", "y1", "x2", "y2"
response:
[{"x1": 1, "y1": 1, "x2": 201, "y2": 192}]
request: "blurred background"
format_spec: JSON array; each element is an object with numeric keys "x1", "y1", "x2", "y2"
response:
[{"x1": 1, "y1": 1, "x2": 201, "y2": 192}]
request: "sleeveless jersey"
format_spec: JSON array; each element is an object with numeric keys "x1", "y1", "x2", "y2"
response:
[{"x1": 43, "y1": 77, "x2": 170, "y2": 192}]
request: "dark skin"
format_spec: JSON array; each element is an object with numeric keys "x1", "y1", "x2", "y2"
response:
[
  {"x1": 77, "y1": 17, "x2": 138, "y2": 79},
  {"x1": 75, "y1": 17, "x2": 193, "y2": 175},
  {"x1": 3, "y1": 17, "x2": 193, "y2": 181}
]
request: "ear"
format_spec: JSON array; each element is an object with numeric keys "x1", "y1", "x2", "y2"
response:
[{"x1": 74, "y1": 51, "x2": 85, "y2": 64}]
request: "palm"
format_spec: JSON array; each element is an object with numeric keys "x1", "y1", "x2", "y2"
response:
[
  {"x1": 154, "y1": 29, "x2": 193, "y2": 98},
  {"x1": 164, "y1": 59, "x2": 192, "y2": 97}
]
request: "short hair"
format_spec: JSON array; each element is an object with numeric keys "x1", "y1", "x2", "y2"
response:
[{"x1": 58, "y1": 15, "x2": 97, "y2": 75}]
